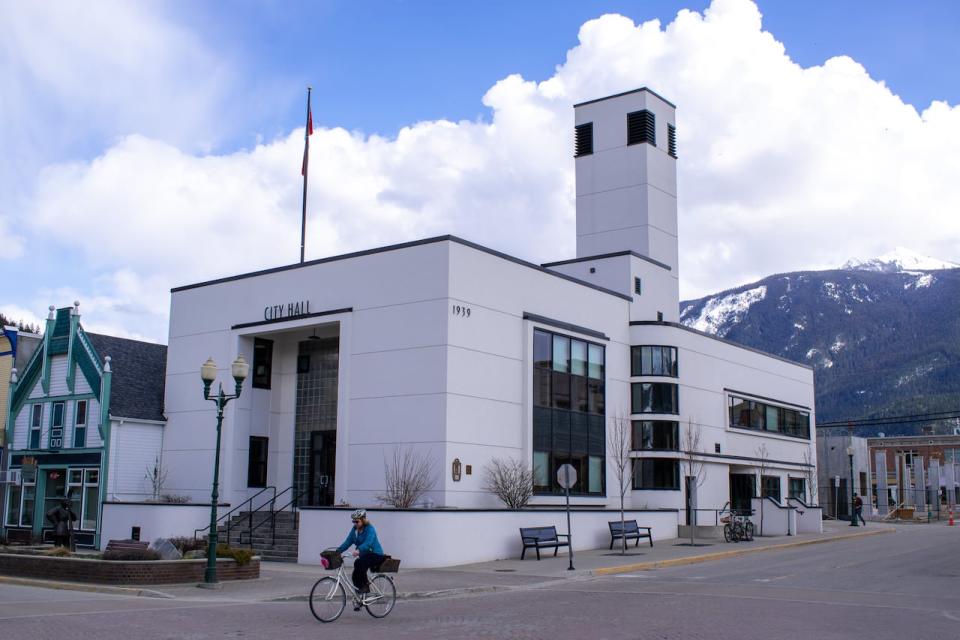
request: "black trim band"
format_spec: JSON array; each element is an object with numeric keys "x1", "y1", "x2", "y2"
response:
[
  {"x1": 542, "y1": 250, "x2": 671, "y2": 272},
  {"x1": 232, "y1": 307, "x2": 353, "y2": 330},
  {"x1": 523, "y1": 312, "x2": 609, "y2": 341},
  {"x1": 629, "y1": 321, "x2": 814, "y2": 370},
  {"x1": 688, "y1": 450, "x2": 814, "y2": 468},
  {"x1": 172, "y1": 235, "x2": 633, "y2": 302},
  {"x1": 11, "y1": 452, "x2": 101, "y2": 466}
]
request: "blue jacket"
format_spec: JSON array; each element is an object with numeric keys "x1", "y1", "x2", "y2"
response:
[{"x1": 337, "y1": 524, "x2": 384, "y2": 556}]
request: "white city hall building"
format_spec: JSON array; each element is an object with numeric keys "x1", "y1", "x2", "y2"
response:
[{"x1": 103, "y1": 89, "x2": 818, "y2": 566}]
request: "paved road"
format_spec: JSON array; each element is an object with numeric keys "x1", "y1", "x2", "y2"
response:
[{"x1": 3, "y1": 525, "x2": 959, "y2": 639}]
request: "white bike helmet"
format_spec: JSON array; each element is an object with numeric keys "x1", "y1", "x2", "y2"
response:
[{"x1": 351, "y1": 508, "x2": 367, "y2": 521}]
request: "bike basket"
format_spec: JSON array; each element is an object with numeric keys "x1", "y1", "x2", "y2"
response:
[
  {"x1": 320, "y1": 551, "x2": 343, "y2": 570},
  {"x1": 377, "y1": 557, "x2": 401, "y2": 573}
]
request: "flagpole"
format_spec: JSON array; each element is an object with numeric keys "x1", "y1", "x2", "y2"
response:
[{"x1": 300, "y1": 86, "x2": 312, "y2": 263}]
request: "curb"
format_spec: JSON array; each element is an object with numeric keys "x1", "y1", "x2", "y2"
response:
[
  {"x1": 0, "y1": 575, "x2": 175, "y2": 599},
  {"x1": 267, "y1": 584, "x2": 512, "y2": 603},
  {"x1": 592, "y1": 527, "x2": 895, "y2": 576}
]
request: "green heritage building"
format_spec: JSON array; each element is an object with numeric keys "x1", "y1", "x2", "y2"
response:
[{"x1": 2, "y1": 303, "x2": 166, "y2": 548}]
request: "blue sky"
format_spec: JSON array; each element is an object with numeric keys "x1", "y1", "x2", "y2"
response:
[{"x1": 3, "y1": 0, "x2": 959, "y2": 340}]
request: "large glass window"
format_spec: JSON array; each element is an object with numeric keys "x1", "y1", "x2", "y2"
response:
[
  {"x1": 532, "y1": 328, "x2": 605, "y2": 496},
  {"x1": 632, "y1": 459, "x2": 680, "y2": 490},
  {"x1": 632, "y1": 421, "x2": 679, "y2": 451},
  {"x1": 762, "y1": 475, "x2": 781, "y2": 502},
  {"x1": 5, "y1": 485, "x2": 21, "y2": 526},
  {"x1": 631, "y1": 383, "x2": 679, "y2": 414},
  {"x1": 728, "y1": 395, "x2": 810, "y2": 439},
  {"x1": 252, "y1": 338, "x2": 274, "y2": 389},
  {"x1": 631, "y1": 346, "x2": 678, "y2": 377},
  {"x1": 21, "y1": 483, "x2": 36, "y2": 528},
  {"x1": 82, "y1": 469, "x2": 99, "y2": 530},
  {"x1": 788, "y1": 478, "x2": 806, "y2": 500}
]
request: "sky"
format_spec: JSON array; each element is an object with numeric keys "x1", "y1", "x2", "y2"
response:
[{"x1": 2, "y1": 0, "x2": 959, "y2": 342}]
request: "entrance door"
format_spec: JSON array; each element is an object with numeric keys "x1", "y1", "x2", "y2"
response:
[
  {"x1": 309, "y1": 432, "x2": 336, "y2": 507},
  {"x1": 730, "y1": 473, "x2": 755, "y2": 514},
  {"x1": 685, "y1": 476, "x2": 694, "y2": 526}
]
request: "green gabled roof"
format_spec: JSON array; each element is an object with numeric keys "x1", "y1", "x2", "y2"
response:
[
  {"x1": 48, "y1": 308, "x2": 72, "y2": 355},
  {"x1": 74, "y1": 331, "x2": 102, "y2": 394}
]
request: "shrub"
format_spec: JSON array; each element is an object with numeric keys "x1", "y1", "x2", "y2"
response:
[
  {"x1": 102, "y1": 548, "x2": 161, "y2": 561},
  {"x1": 158, "y1": 494, "x2": 191, "y2": 504},
  {"x1": 169, "y1": 536, "x2": 206, "y2": 554},
  {"x1": 41, "y1": 546, "x2": 72, "y2": 557},
  {"x1": 216, "y1": 545, "x2": 255, "y2": 566}
]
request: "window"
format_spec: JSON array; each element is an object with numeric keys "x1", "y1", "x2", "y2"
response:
[
  {"x1": 667, "y1": 123, "x2": 677, "y2": 158},
  {"x1": 8, "y1": 480, "x2": 37, "y2": 528},
  {"x1": 632, "y1": 459, "x2": 679, "y2": 490},
  {"x1": 946, "y1": 449, "x2": 960, "y2": 464},
  {"x1": 82, "y1": 469, "x2": 99, "y2": 530},
  {"x1": 74, "y1": 400, "x2": 87, "y2": 448},
  {"x1": 761, "y1": 476, "x2": 781, "y2": 502},
  {"x1": 574, "y1": 122, "x2": 593, "y2": 157},
  {"x1": 631, "y1": 383, "x2": 679, "y2": 414},
  {"x1": 631, "y1": 346, "x2": 678, "y2": 377},
  {"x1": 49, "y1": 401, "x2": 65, "y2": 449},
  {"x1": 252, "y1": 338, "x2": 274, "y2": 389},
  {"x1": 29, "y1": 405, "x2": 42, "y2": 449},
  {"x1": 728, "y1": 395, "x2": 810, "y2": 439},
  {"x1": 532, "y1": 328, "x2": 605, "y2": 495},
  {"x1": 788, "y1": 478, "x2": 806, "y2": 501},
  {"x1": 632, "y1": 421, "x2": 678, "y2": 451},
  {"x1": 634, "y1": 277, "x2": 642, "y2": 295},
  {"x1": 248, "y1": 437, "x2": 269, "y2": 488},
  {"x1": 5, "y1": 484, "x2": 21, "y2": 526},
  {"x1": 627, "y1": 110, "x2": 656, "y2": 146}
]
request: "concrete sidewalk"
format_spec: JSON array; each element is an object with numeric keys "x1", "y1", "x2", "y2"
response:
[{"x1": 2, "y1": 521, "x2": 894, "y2": 602}]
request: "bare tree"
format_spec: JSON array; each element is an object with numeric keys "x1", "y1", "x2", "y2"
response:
[
  {"x1": 680, "y1": 420, "x2": 708, "y2": 546},
  {"x1": 608, "y1": 413, "x2": 632, "y2": 554},
  {"x1": 377, "y1": 447, "x2": 438, "y2": 508},
  {"x1": 802, "y1": 449, "x2": 818, "y2": 506},
  {"x1": 145, "y1": 455, "x2": 168, "y2": 501},
  {"x1": 484, "y1": 457, "x2": 535, "y2": 509},
  {"x1": 755, "y1": 443, "x2": 771, "y2": 535}
]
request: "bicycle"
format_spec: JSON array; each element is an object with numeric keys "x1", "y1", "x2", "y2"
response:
[
  {"x1": 309, "y1": 549, "x2": 397, "y2": 622},
  {"x1": 721, "y1": 511, "x2": 755, "y2": 543}
]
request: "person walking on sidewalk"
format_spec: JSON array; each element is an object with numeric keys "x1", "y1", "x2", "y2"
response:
[
  {"x1": 853, "y1": 493, "x2": 866, "y2": 525},
  {"x1": 336, "y1": 509, "x2": 386, "y2": 610}
]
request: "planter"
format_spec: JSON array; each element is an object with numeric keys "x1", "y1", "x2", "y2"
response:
[{"x1": 0, "y1": 552, "x2": 260, "y2": 585}]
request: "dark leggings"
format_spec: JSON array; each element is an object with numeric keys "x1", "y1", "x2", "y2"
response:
[{"x1": 353, "y1": 553, "x2": 385, "y2": 591}]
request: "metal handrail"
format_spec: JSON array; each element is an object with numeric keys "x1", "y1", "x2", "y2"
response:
[
  {"x1": 239, "y1": 486, "x2": 311, "y2": 548},
  {"x1": 193, "y1": 485, "x2": 277, "y2": 541}
]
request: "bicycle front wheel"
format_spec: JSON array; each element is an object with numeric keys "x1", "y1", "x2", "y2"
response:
[
  {"x1": 365, "y1": 574, "x2": 396, "y2": 619},
  {"x1": 309, "y1": 576, "x2": 346, "y2": 623},
  {"x1": 744, "y1": 522, "x2": 755, "y2": 541},
  {"x1": 723, "y1": 523, "x2": 733, "y2": 543}
]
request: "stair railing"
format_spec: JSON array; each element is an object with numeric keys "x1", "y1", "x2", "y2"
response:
[
  {"x1": 239, "y1": 486, "x2": 311, "y2": 549},
  {"x1": 193, "y1": 485, "x2": 277, "y2": 543}
]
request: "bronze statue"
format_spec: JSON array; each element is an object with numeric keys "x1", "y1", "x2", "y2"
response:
[{"x1": 46, "y1": 498, "x2": 77, "y2": 548}]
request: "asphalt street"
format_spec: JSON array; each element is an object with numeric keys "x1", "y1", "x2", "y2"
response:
[{"x1": 2, "y1": 524, "x2": 958, "y2": 639}]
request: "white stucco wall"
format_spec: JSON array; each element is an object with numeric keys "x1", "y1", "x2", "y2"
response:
[
  {"x1": 99, "y1": 502, "x2": 227, "y2": 549},
  {"x1": 298, "y1": 507, "x2": 679, "y2": 568},
  {"x1": 107, "y1": 420, "x2": 164, "y2": 501}
]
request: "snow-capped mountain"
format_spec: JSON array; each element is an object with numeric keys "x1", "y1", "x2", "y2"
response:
[
  {"x1": 842, "y1": 247, "x2": 960, "y2": 274},
  {"x1": 680, "y1": 260, "x2": 960, "y2": 429}
]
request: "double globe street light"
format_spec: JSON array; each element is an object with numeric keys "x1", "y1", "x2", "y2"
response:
[{"x1": 200, "y1": 354, "x2": 249, "y2": 585}]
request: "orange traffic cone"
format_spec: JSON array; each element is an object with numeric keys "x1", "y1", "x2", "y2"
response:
[{"x1": 949, "y1": 509, "x2": 955, "y2": 526}]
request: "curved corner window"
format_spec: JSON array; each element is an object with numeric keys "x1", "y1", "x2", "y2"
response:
[
  {"x1": 631, "y1": 346, "x2": 678, "y2": 377},
  {"x1": 631, "y1": 383, "x2": 679, "y2": 415}
]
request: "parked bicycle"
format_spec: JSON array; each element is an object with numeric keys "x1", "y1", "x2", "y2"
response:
[
  {"x1": 720, "y1": 510, "x2": 755, "y2": 543},
  {"x1": 309, "y1": 549, "x2": 398, "y2": 622}
]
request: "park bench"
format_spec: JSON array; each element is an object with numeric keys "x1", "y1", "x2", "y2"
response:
[
  {"x1": 519, "y1": 526, "x2": 569, "y2": 560},
  {"x1": 104, "y1": 539, "x2": 150, "y2": 553},
  {"x1": 608, "y1": 520, "x2": 653, "y2": 549}
]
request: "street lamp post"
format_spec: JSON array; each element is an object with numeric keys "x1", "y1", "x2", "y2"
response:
[
  {"x1": 200, "y1": 355, "x2": 249, "y2": 585},
  {"x1": 847, "y1": 445, "x2": 859, "y2": 527}
]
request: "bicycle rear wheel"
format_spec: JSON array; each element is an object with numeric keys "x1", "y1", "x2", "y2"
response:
[
  {"x1": 365, "y1": 574, "x2": 396, "y2": 618},
  {"x1": 309, "y1": 576, "x2": 346, "y2": 623},
  {"x1": 744, "y1": 522, "x2": 755, "y2": 541},
  {"x1": 723, "y1": 523, "x2": 733, "y2": 543},
  {"x1": 731, "y1": 522, "x2": 744, "y2": 542}
]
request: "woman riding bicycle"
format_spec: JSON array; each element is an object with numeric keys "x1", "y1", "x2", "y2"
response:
[{"x1": 336, "y1": 509, "x2": 385, "y2": 601}]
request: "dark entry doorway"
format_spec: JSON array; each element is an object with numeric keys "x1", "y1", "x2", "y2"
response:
[
  {"x1": 730, "y1": 473, "x2": 755, "y2": 513},
  {"x1": 309, "y1": 432, "x2": 336, "y2": 507}
]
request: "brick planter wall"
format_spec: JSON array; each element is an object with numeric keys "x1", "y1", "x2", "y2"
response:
[{"x1": 0, "y1": 553, "x2": 260, "y2": 585}]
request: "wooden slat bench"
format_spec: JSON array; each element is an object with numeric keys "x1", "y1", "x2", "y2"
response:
[
  {"x1": 608, "y1": 520, "x2": 653, "y2": 549},
  {"x1": 519, "y1": 526, "x2": 569, "y2": 560},
  {"x1": 104, "y1": 539, "x2": 150, "y2": 553}
]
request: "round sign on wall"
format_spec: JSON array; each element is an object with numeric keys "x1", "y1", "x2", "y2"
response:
[{"x1": 556, "y1": 464, "x2": 577, "y2": 489}]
